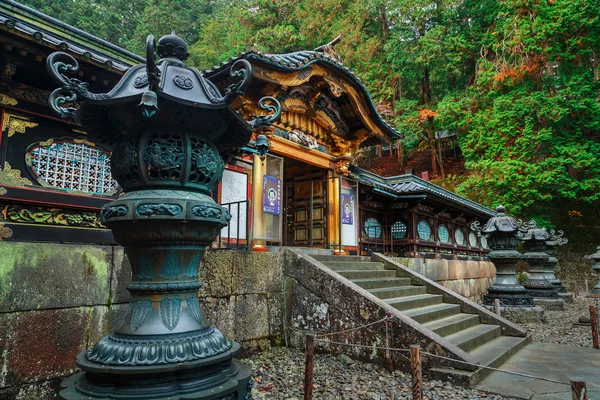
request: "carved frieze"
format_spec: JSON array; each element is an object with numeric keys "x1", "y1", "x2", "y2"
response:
[
  {"x1": 416, "y1": 203, "x2": 434, "y2": 213},
  {"x1": 391, "y1": 202, "x2": 409, "y2": 210},
  {"x1": 1, "y1": 203, "x2": 104, "y2": 228},
  {"x1": 438, "y1": 210, "x2": 452, "y2": 219}
]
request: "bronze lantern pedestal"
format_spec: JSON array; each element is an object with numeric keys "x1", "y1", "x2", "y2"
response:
[{"x1": 47, "y1": 33, "x2": 279, "y2": 400}]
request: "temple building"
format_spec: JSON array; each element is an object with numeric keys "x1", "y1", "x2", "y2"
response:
[{"x1": 0, "y1": 0, "x2": 494, "y2": 258}]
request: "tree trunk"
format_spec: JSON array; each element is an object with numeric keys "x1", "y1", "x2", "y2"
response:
[
  {"x1": 397, "y1": 139, "x2": 404, "y2": 168},
  {"x1": 436, "y1": 139, "x2": 445, "y2": 178},
  {"x1": 430, "y1": 143, "x2": 438, "y2": 176},
  {"x1": 379, "y1": 5, "x2": 389, "y2": 38}
]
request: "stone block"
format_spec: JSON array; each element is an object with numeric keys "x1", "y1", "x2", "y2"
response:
[
  {"x1": 469, "y1": 278, "x2": 479, "y2": 297},
  {"x1": 479, "y1": 262, "x2": 489, "y2": 279},
  {"x1": 200, "y1": 296, "x2": 236, "y2": 338},
  {"x1": 289, "y1": 282, "x2": 330, "y2": 333},
  {"x1": 0, "y1": 378, "x2": 61, "y2": 399},
  {"x1": 0, "y1": 308, "x2": 89, "y2": 388},
  {"x1": 489, "y1": 263, "x2": 497, "y2": 279},
  {"x1": 424, "y1": 259, "x2": 448, "y2": 281},
  {"x1": 448, "y1": 260, "x2": 466, "y2": 280},
  {"x1": 267, "y1": 292, "x2": 283, "y2": 335},
  {"x1": 110, "y1": 247, "x2": 131, "y2": 304},
  {"x1": 88, "y1": 304, "x2": 130, "y2": 347},
  {"x1": 231, "y1": 251, "x2": 283, "y2": 294},
  {"x1": 459, "y1": 279, "x2": 471, "y2": 298},
  {"x1": 463, "y1": 261, "x2": 476, "y2": 279},
  {"x1": 0, "y1": 242, "x2": 112, "y2": 312},
  {"x1": 480, "y1": 278, "x2": 489, "y2": 295},
  {"x1": 235, "y1": 294, "x2": 269, "y2": 341},
  {"x1": 407, "y1": 258, "x2": 423, "y2": 274},
  {"x1": 199, "y1": 250, "x2": 234, "y2": 297}
]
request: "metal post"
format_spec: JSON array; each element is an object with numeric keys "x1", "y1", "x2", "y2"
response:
[{"x1": 410, "y1": 345, "x2": 423, "y2": 400}]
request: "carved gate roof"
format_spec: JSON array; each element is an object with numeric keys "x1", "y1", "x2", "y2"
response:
[{"x1": 204, "y1": 47, "x2": 401, "y2": 153}]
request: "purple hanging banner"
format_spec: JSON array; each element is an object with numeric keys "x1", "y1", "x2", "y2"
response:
[
  {"x1": 341, "y1": 193, "x2": 354, "y2": 225},
  {"x1": 262, "y1": 175, "x2": 281, "y2": 215}
]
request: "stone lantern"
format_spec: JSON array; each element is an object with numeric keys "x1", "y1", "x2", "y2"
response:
[
  {"x1": 589, "y1": 246, "x2": 600, "y2": 294},
  {"x1": 519, "y1": 221, "x2": 562, "y2": 310},
  {"x1": 47, "y1": 33, "x2": 280, "y2": 400},
  {"x1": 542, "y1": 229, "x2": 569, "y2": 297},
  {"x1": 473, "y1": 206, "x2": 538, "y2": 315}
]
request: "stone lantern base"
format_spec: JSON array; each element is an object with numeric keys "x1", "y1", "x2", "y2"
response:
[{"x1": 60, "y1": 344, "x2": 252, "y2": 399}]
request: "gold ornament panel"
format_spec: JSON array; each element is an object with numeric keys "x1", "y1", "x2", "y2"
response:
[
  {"x1": 1, "y1": 111, "x2": 38, "y2": 137},
  {"x1": 0, "y1": 162, "x2": 33, "y2": 187}
]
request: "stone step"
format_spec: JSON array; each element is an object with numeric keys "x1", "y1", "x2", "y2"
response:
[
  {"x1": 368, "y1": 286, "x2": 427, "y2": 300},
  {"x1": 429, "y1": 336, "x2": 530, "y2": 386},
  {"x1": 323, "y1": 261, "x2": 386, "y2": 271},
  {"x1": 404, "y1": 303, "x2": 461, "y2": 324},
  {"x1": 445, "y1": 324, "x2": 502, "y2": 353},
  {"x1": 351, "y1": 278, "x2": 413, "y2": 290},
  {"x1": 386, "y1": 294, "x2": 443, "y2": 312},
  {"x1": 312, "y1": 255, "x2": 372, "y2": 262},
  {"x1": 469, "y1": 336, "x2": 529, "y2": 369},
  {"x1": 423, "y1": 314, "x2": 481, "y2": 337},
  {"x1": 337, "y1": 269, "x2": 397, "y2": 280}
]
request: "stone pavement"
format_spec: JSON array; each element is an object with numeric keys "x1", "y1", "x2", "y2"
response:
[{"x1": 476, "y1": 342, "x2": 600, "y2": 399}]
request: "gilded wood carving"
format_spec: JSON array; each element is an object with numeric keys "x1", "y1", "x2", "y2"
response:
[
  {"x1": 1, "y1": 111, "x2": 38, "y2": 137},
  {"x1": 0, "y1": 162, "x2": 33, "y2": 186}
]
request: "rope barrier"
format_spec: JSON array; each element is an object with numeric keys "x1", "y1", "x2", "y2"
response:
[
  {"x1": 312, "y1": 317, "x2": 388, "y2": 338},
  {"x1": 312, "y1": 338, "x2": 571, "y2": 386}
]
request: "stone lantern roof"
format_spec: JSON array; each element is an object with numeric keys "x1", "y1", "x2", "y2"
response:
[
  {"x1": 480, "y1": 205, "x2": 519, "y2": 236},
  {"x1": 518, "y1": 220, "x2": 550, "y2": 242}
]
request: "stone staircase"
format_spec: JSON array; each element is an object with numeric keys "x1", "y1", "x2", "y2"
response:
[{"x1": 308, "y1": 253, "x2": 530, "y2": 385}]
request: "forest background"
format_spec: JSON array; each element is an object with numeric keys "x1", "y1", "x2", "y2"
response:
[{"x1": 17, "y1": 0, "x2": 600, "y2": 244}]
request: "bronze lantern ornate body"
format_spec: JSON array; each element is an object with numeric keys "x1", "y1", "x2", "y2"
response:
[{"x1": 47, "y1": 33, "x2": 279, "y2": 400}]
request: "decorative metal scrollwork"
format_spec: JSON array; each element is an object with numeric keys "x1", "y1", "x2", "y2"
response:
[
  {"x1": 207, "y1": 59, "x2": 252, "y2": 104},
  {"x1": 46, "y1": 52, "x2": 108, "y2": 120},
  {"x1": 146, "y1": 35, "x2": 160, "y2": 91},
  {"x1": 249, "y1": 96, "x2": 282, "y2": 128},
  {"x1": 547, "y1": 229, "x2": 568, "y2": 246},
  {"x1": 46, "y1": 52, "x2": 86, "y2": 120}
]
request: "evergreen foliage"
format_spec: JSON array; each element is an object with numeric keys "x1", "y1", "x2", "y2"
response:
[{"x1": 15, "y1": 0, "x2": 600, "y2": 221}]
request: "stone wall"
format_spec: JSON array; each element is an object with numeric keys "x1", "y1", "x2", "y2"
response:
[
  {"x1": 392, "y1": 257, "x2": 496, "y2": 302},
  {"x1": 0, "y1": 243, "x2": 284, "y2": 399}
]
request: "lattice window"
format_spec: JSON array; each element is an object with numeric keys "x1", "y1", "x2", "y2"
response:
[{"x1": 27, "y1": 140, "x2": 118, "y2": 195}]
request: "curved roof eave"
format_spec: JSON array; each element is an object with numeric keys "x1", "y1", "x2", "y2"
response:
[
  {"x1": 205, "y1": 50, "x2": 401, "y2": 141},
  {"x1": 0, "y1": 0, "x2": 143, "y2": 72}
]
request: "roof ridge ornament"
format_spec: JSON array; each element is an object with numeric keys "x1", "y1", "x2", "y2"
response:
[{"x1": 314, "y1": 34, "x2": 343, "y2": 62}]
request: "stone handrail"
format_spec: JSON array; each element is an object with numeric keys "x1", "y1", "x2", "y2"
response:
[
  {"x1": 373, "y1": 253, "x2": 527, "y2": 337},
  {"x1": 284, "y1": 248, "x2": 481, "y2": 371}
]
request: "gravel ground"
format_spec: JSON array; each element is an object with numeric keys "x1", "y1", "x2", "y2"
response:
[
  {"x1": 523, "y1": 297, "x2": 597, "y2": 347},
  {"x1": 242, "y1": 348, "x2": 517, "y2": 400}
]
